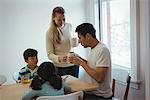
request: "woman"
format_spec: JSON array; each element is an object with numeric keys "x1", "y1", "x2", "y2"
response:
[{"x1": 46, "y1": 6, "x2": 79, "y2": 77}]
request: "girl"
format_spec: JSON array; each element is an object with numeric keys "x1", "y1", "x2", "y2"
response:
[{"x1": 22, "y1": 62, "x2": 64, "y2": 100}]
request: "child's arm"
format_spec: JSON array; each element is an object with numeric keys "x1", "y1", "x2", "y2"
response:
[
  {"x1": 17, "y1": 67, "x2": 27, "y2": 83},
  {"x1": 22, "y1": 90, "x2": 38, "y2": 100},
  {"x1": 62, "y1": 80, "x2": 72, "y2": 94},
  {"x1": 13, "y1": 69, "x2": 22, "y2": 83},
  {"x1": 18, "y1": 72, "x2": 22, "y2": 81}
]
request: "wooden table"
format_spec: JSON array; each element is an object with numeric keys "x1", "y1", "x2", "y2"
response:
[
  {"x1": 62, "y1": 75, "x2": 98, "y2": 92},
  {"x1": 0, "y1": 75, "x2": 98, "y2": 100},
  {"x1": 0, "y1": 83, "x2": 29, "y2": 100}
]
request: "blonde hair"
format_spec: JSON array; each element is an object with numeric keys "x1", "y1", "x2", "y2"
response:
[{"x1": 49, "y1": 7, "x2": 65, "y2": 44}]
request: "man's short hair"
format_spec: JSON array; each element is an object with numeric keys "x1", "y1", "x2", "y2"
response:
[
  {"x1": 75, "y1": 23, "x2": 96, "y2": 38},
  {"x1": 23, "y1": 48, "x2": 38, "y2": 60}
]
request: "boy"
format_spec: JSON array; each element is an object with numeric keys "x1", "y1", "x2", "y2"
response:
[{"x1": 17, "y1": 48, "x2": 38, "y2": 83}]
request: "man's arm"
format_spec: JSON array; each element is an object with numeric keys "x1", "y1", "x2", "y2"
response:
[
  {"x1": 71, "y1": 56, "x2": 108, "y2": 82},
  {"x1": 80, "y1": 59, "x2": 108, "y2": 82}
]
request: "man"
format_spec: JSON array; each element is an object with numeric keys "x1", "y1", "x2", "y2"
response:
[{"x1": 69, "y1": 23, "x2": 112, "y2": 100}]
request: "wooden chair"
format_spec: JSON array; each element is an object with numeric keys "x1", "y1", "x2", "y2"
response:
[
  {"x1": 0, "y1": 74, "x2": 7, "y2": 85},
  {"x1": 112, "y1": 69, "x2": 131, "y2": 100},
  {"x1": 12, "y1": 71, "x2": 21, "y2": 83}
]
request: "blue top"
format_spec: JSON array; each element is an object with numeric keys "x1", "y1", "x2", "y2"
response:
[{"x1": 22, "y1": 82, "x2": 64, "y2": 100}]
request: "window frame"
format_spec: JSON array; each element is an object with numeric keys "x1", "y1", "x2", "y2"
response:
[{"x1": 94, "y1": 0, "x2": 141, "y2": 89}]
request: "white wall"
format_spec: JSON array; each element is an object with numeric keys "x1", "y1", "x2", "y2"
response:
[
  {"x1": 1, "y1": 0, "x2": 86, "y2": 84},
  {"x1": 0, "y1": 0, "x2": 3, "y2": 74}
]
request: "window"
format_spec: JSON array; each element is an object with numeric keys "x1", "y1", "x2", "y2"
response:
[{"x1": 94, "y1": 0, "x2": 139, "y2": 85}]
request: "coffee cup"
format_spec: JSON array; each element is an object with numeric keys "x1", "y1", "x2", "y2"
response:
[
  {"x1": 67, "y1": 52, "x2": 76, "y2": 63},
  {"x1": 71, "y1": 37, "x2": 78, "y2": 47},
  {"x1": 21, "y1": 76, "x2": 30, "y2": 84}
]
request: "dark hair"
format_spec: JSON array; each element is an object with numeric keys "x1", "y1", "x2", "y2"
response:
[
  {"x1": 23, "y1": 48, "x2": 38, "y2": 60},
  {"x1": 30, "y1": 62, "x2": 62, "y2": 90},
  {"x1": 75, "y1": 23, "x2": 96, "y2": 38}
]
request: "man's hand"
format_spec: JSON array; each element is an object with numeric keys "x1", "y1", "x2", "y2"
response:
[{"x1": 68, "y1": 56, "x2": 86, "y2": 66}]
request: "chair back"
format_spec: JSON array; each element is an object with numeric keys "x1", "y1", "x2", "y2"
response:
[
  {"x1": 36, "y1": 91, "x2": 84, "y2": 100},
  {"x1": 13, "y1": 72, "x2": 20, "y2": 83},
  {"x1": 0, "y1": 74, "x2": 7, "y2": 85},
  {"x1": 112, "y1": 79, "x2": 116, "y2": 97},
  {"x1": 124, "y1": 75, "x2": 131, "y2": 100},
  {"x1": 112, "y1": 68, "x2": 131, "y2": 100}
]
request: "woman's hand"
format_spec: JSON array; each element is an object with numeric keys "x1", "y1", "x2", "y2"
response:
[{"x1": 58, "y1": 56, "x2": 67, "y2": 63}]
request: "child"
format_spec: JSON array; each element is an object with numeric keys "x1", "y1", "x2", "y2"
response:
[
  {"x1": 17, "y1": 48, "x2": 38, "y2": 83},
  {"x1": 22, "y1": 62, "x2": 65, "y2": 100}
]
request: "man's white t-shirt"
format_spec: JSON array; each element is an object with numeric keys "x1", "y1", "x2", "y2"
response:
[{"x1": 83, "y1": 42, "x2": 112, "y2": 98}]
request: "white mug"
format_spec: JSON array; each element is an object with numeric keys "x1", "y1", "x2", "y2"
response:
[
  {"x1": 67, "y1": 52, "x2": 76, "y2": 63},
  {"x1": 71, "y1": 37, "x2": 78, "y2": 47}
]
